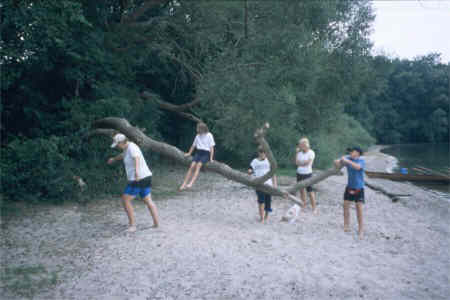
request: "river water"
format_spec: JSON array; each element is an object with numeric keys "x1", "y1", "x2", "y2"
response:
[{"x1": 381, "y1": 143, "x2": 450, "y2": 196}]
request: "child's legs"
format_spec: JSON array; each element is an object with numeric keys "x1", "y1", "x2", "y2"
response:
[
  {"x1": 142, "y1": 193, "x2": 159, "y2": 227},
  {"x1": 308, "y1": 190, "x2": 316, "y2": 211},
  {"x1": 121, "y1": 194, "x2": 136, "y2": 226},
  {"x1": 187, "y1": 162, "x2": 203, "y2": 186},
  {"x1": 299, "y1": 188, "x2": 307, "y2": 208},
  {"x1": 256, "y1": 191, "x2": 265, "y2": 222},
  {"x1": 181, "y1": 162, "x2": 197, "y2": 188},
  {"x1": 343, "y1": 200, "x2": 351, "y2": 231},
  {"x1": 264, "y1": 194, "x2": 272, "y2": 220},
  {"x1": 258, "y1": 203, "x2": 265, "y2": 222},
  {"x1": 356, "y1": 202, "x2": 364, "y2": 236}
]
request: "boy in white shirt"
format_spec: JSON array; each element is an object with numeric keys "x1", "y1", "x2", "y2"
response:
[
  {"x1": 248, "y1": 147, "x2": 278, "y2": 223},
  {"x1": 108, "y1": 134, "x2": 160, "y2": 232}
]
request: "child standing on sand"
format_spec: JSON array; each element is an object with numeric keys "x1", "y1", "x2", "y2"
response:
[
  {"x1": 107, "y1": 133, "x2": 160, "y2": 232},
  {"x1": 295, "y1": 137, "x2": 317, "y2": 213},
  {"x1": 334, "y1": 146, "x2": 365, "y2": 239},
  {"x1": 248, "y1": 147, "x2": 278, "y2": 223},
  {"x1": 179, "y1": 122, "x2": 215, "y2": 190}
]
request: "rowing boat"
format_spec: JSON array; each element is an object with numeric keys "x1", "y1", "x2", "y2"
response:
[{"x1": 365, "y1": 171, "x2": 450, "y2": 184}]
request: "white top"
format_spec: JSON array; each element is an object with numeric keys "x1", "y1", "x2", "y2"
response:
[
  {"x1": 250, "y1": 158, "x2": 273, "y2": 186},
  {"x1": 296, "y1": 149, "x2": 315, "y2": 174},
  {"x1": 193, "y1": 132, "x2": 215, "y2": 152},
  {"x1": 123, "y1": 142, "x2": 152, "y2": 181}
]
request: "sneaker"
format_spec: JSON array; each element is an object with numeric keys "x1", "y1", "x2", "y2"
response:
[{"x1": 126, "y1": 226, "x2": 137, "y2": 233}]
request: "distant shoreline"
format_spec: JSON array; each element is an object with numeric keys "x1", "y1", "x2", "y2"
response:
[{"x1": 365, "y1": 144, "x2": 398, "y2": 173}]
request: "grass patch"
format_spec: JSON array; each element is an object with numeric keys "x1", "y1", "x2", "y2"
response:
[{"x1": 1, "y1": 264, "x2": 58, "y2": 298}]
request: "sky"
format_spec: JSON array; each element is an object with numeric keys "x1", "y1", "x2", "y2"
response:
[{"x1": 370, "y1": 0, "x2": 450, "y2": 63}]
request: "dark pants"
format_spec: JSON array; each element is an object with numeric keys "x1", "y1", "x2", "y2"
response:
[{"x1": 256, "y1": 191, "x2": 272, "y2": 212}]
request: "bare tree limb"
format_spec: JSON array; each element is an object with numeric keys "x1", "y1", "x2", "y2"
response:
[
  {"x1": 253, "y1": 122, "x2": 278, "y2": 184},
  {"x1": 84, "y1": 129, "x2": 117, "y2": 140},
  {"x1": 140, "y1": 91, "x2": 203, "y2": 123},
  {"x1": 141, "y1": 91, "x2": 202, "y2": 112}
]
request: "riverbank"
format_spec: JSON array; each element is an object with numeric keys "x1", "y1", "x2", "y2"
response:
[{"x1": 1, "y1": 149, "x2": 449, "y2": 299}]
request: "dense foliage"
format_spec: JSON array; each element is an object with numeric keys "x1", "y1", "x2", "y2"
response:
[{"x1": 1, "y1": 0, "x2": 448, "y2": 202}]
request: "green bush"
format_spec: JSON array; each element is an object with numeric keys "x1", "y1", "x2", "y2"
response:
[
  {"x1": 311, "y1": 114, "x2": 375, "y2": 169},
  {"x1": 1, "y1": 136, "x2": 75, "y2": 202}
]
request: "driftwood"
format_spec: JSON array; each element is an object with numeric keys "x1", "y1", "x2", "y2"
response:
[
  {"x1": 364, "y1": 181, "x2": 412, "y2": 202},
  {"x1": 91, "y1": 117, "x2": 341, "y2": 205}
]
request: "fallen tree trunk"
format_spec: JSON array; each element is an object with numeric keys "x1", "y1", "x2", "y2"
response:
[
  {"x1": 92, "y1": 117, "x2": 341, "y2": 205},
  {"x1": 364, "y1": 181, "x2": 412, "y2": 202}
]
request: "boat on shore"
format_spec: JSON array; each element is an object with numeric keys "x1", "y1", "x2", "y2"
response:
[{"x1": 365, "y1": 171, "x2": 450, "y2": 184}]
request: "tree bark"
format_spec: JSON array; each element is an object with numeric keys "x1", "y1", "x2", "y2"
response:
[
  {"x1": 140, "y1": 91, "x2": 203, "y2": 123},
  {"x1": 92, "y1": 117, "x2": 341, "y2": 206}
]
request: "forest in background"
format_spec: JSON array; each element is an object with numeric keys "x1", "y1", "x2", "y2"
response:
[{"x1": 2, "y1": 0, "x2": 449, "y2": 202}]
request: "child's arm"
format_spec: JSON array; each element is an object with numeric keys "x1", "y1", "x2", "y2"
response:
[
  {"x1": 209, "y1": 146, "x2": 214, "y2": 162},
  {"x1": 134, "y1": 156, "x2": 140, "y2": 180},
  {"x1": 340, "y1": 156, "x2": 363, "y2": 170},
  {"x1": 107, "y1": 153, "x2": 124, "y2": 164},
  {"x1": 248, "y1": 167, "x2": 253, "y2": 175},
  {"x1": 184, "y1": 145, "x2": 195, "y2": 157},
  {"x1": 297, "y1": 158, "x2": 313, "y2": 167}
]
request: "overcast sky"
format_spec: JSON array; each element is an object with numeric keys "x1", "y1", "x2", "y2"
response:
[{"x1": 370, "y1": 0, "x2": 450, "y2": 63}]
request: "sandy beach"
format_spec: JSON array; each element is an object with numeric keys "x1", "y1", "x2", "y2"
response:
[{"x1": 1, "y1": 148, "x2": 449, "y2": 300}]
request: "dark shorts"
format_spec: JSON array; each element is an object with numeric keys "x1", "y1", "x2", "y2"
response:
[
  {"x1": 124, "y1": 176, "x2": 152, "y2": 198},
  {"x1": 296, "y1": 173, "x2": 313, "y2": 192},
  {"x1": 344, "y1": 186, "x2": 365, "y2": 203},
  {"x1": 193, "y1": 149, "x2": 210, "y2": 164},
  {"x1": 256, "y1": 191, "x2": 272, "y2": 212}
]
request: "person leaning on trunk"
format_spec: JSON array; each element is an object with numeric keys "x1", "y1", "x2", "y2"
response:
[{"x1": 335, "y1": 146, "x2": 365, "y2": 239}]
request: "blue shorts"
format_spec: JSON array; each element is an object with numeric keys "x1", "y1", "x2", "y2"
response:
[
  {"x1": 193, "y1": 149, "x2": 210, "y2": 163},
  {"x1": 124, "y1": 185, "x2": 151, "y2": 198},
  {"x1": 124, "y1": 176, "x2": 152, "y2": 198}
]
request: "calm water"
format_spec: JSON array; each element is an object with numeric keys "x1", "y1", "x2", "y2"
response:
[{"x1": 381, "y1": 143, "x2": 450, "y2": 195}]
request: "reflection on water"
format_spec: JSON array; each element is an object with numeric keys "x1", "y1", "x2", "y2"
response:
[{"x1": 381, "y1": 144, "x2": 450, "y2": 196}]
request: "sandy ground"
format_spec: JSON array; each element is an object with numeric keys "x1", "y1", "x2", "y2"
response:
[{"x1": 1, "y1": 149, "x2": 449, "y2": 300}]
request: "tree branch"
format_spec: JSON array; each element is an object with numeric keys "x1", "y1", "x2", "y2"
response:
[
  {"x1": 83, "y1": 129, "x2": 117, "y2": 140},
  {"x1": 252, "y1": 122, "x2": 278, "y2": 184},
  {"x1": 141, "y1": 91, "x2": 202, "y2": 112},
  {"x1": 140, "y1": 91, "x2": 203, "y2": 123}
]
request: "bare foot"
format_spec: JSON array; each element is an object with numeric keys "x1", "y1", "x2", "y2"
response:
[
  {"x1": 126, "y1": 225, "x2": 137, "y2": 233},
  {"x1": 358, "y1": 231, "x2": 364, "y2": 240},
  {"x1": 344, "y1": 226, "x2": 350, "y2": 232}
]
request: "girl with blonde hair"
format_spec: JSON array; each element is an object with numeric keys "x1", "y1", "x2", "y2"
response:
[
  {"x1": 179, "y1": 122, "x2": 215, "y2": 190},
  {"x1": 295, "y1": 137, "x2": 317, "y2": 213}
]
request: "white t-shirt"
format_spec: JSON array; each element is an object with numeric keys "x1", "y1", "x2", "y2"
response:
[
  {"x1": 250, "y1": 158, "x2": 273, "y2": 186},
  {"x1": 296, "y1": 149, "x2": 315, "y2": 174},
  {"x1": 193, "y1": 132, "x2": 215, "y2": 152},
  {"x1": 123, "y1": 142, "x2": 152, "y2": 181}
]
